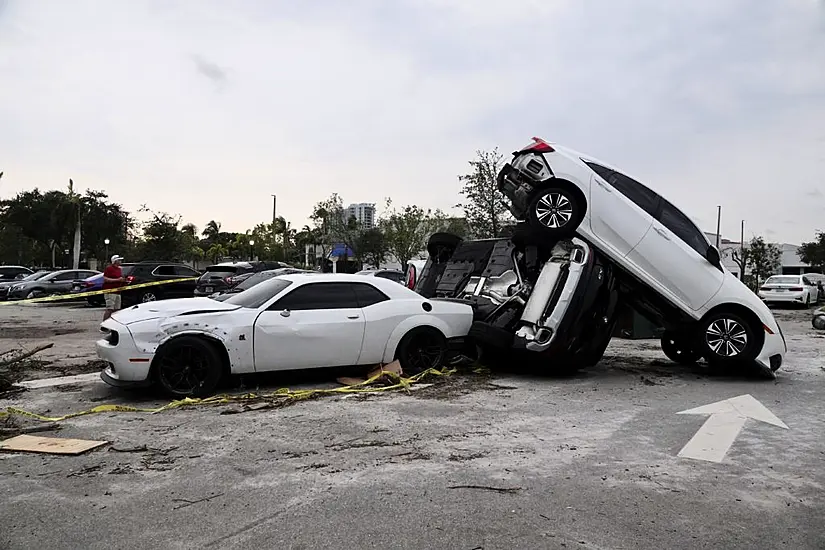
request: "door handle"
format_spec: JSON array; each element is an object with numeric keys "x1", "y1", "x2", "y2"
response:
[
  {"x1": 654, "y1": 226, "x2": 670, "y2": 240},
  {"x1": 347, "y1": 315, "x2": 359, "y2": 319}
]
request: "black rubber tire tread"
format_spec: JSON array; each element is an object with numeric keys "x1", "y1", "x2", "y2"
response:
[
  {"x1": 661, "y1": 329, "x2": 702, "y2": 365},
  {"x1": 396, "y1": 327, "x2": 448, "y2": 375},
  {"x1": 695, "y1": 310, "x2": 760, "y2": 366}
]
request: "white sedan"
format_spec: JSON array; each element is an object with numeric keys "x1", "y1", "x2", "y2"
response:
[{"x1": 96, "y1": 273, "x2": 474, "y2": 397}]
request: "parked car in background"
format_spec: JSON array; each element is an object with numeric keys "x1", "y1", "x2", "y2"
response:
[
  {"x1": 70, "y1": 272, "x2": 105, "y2": 306},
  {"x1": 758, "y1": 275, "x2": 820, "y2": 308},
  {"x1": 7, "y1": 269, "x2": 100, "y2": 300},
  {"x1": 118, "y1": 262, "x2": 201, "y2": 306},
  {"x1": 97, "y1": 273, "x2": 474, "y2": 397},
  {"x1": 0, "y1": 270, "x2": 52, "y2": 300},
  {"x1": 496, "y1": 136, "x2": 786, "y2": 376},
  {"x1": 356, "y1": 268, "x2": 405, "y2": 284},
  {"x1": 209, "y1": 268, "x2": 310, "y2": 301},
  {"x1": 193, "y1": 261, "x2": 289, "y2": 297},
  {"x1": 0, "y1": 265, "x2": 33, "y2": 282}
]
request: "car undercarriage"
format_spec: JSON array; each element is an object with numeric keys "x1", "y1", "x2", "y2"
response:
[{"x1": 415, "y1": 227, "x2": 621, "y2": 373}]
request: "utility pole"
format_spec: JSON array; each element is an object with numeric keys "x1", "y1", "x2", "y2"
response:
[
  {"x1": 715, "y1": 205, "x2": 721, "y2": 249},
  {"x1": 740, "y1": 220, "x2": 745, "y2": 281},
  {"x1": 271, "y1": 194, "x2": 278, "y2": 254}
]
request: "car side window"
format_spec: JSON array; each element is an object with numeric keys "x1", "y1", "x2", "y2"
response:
[
  {"x1": 658, "y1": 200, "x2": 710, "y2": 258},
  {"x1": 153, "y1": 265, "x2": 176, "y2": 277},
  {"x1": 54, "y1": 271, "x2": 76, "y2": 281},
  {"x1": 173, "y1": 266, "x2": 199, "y2": 277},
  {"x1": 584, "y1": 161, "x2": 661, "y2": 216},
  {"x1": 271, "y1": 282, "x2": 360, "y2": 311},
  {"x1": 352, "y1": 282, "x2": 390, "y2": 307},
  {"x1": 802, "y1": 277, "x2": 813, "y2": 286}
]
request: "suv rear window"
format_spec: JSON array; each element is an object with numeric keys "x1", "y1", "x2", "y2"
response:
[
  {"x1": 202, "y1": 266, "x2": 243, "y2": 279},
  {"x1": 120, "y1": 264, "x2": 136, "y2": 276}
]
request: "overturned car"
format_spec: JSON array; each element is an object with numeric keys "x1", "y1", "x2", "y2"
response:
[{"x1": 414, "y1": 230, "x2": 619, "y2": 373}]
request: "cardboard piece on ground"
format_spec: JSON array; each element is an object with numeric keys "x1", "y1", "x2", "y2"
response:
[
  {"x1": 0, "y1": 434, "x2": 109, "y2": 455},
  {"x1": 336, "y1": 360, "x2": 404, "y2": 387}
]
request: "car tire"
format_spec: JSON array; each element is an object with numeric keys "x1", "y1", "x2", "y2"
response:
[
  {"x1": 804, "y1": 294, "x2": 810, "y2": 308},
  {"x1": 660, "y1": 330, "x2": 702, "y2": 365},
  {"x1": 426, "y1": 232, "x2": 462, "y2": 262},
  {"x1": 154, "y1": 336, "x2": 224, "y2": 398},
  {"x1": 695, "y1": 311, "x2": 761, "y2": 367},
  {"x1": 396, "y1": 327, "x2": 448, "y2": 375},
  {"x1": 468, "y1": 321, "x2": 513, "y2": 350},
  {"x1": 525, "y1": 187, "x2": 582, "y2": 236},
  {"x1": 813, "y1": 314, "x2": 825, "y2": 331}
]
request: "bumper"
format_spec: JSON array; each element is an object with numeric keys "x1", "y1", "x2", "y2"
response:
[
  {"x1": 95, "y1": 319, "x2": 155, "y2": 387},
  {"x1": 752, "y1": 328, "x2": 786, "y2": 378},
  {"x1": 759, "y1": 292, "x2": 806, "y2": 303}
]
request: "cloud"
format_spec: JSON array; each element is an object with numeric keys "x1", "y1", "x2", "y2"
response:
[
  {"x1": 191, "y1": 55, "x2": 228, "y2": 88},
  {"x1": 0, "y1": 0, "x2": 823, "y2": 243}
]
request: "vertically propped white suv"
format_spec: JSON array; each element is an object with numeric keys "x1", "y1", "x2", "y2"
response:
[{"x1": 497, "y1": 137, "x2": 786, "y2": 376}]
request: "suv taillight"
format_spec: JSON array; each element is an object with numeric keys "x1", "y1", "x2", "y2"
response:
[
  {"x1": 125, "y1": 275, "x2": 135, "y2": 283},
  {"x1": 789, "y1": 287, "x2": 803, "y2": 291}
]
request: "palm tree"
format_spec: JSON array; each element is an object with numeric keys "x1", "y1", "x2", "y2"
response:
[
  {"x1": 68, "y1": 178, "x2": 81, "y2": 269},
  {"x1": 206, "y1": 243, "x2": 228, "y2": 263},
  {"x1": 181, "y1": 223, "x2": 197, "y2": 237},
  {"x1": 202, "y1": 220, "x2": 221, "y2": 241}
]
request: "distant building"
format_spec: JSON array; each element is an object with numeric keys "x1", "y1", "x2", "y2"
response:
[
  {"x1": 345, "y1": 203, "x2": 376, "y2": 229},
  {"x1": 704, "y1": 232, "x2": 817, "y2": 277}
]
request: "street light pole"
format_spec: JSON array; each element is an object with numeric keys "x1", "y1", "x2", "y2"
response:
[
  {"x1": 740, "y1": 220, "x2": 745, "y2": 281},
  {"x1": 249, "y1": 239, "x2": 255, "y2": 261},
  {"x1": 715, "y1": 205, "x2": 721, "y2": 250},
  {"x1": 104, "y1": 238, "x2": 110, "y2": 260}
]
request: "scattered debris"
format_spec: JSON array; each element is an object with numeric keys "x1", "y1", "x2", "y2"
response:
[
  {"x1": 447, "y1": 485, "x2": 522, "y2": 494},
  {"x1": 336, "y1": 360, "x2": 404, "y2": 387},
  {"x1": 0, "y1": 422, "x2": 60, "y2": 438},
  {"x1": 0, "y1": 343, "x2": 55, "y2": 368},
  {"x1": 0, "y1": 434, "x2": 108, "y2": 455},
  {"x1": 109, "y1": 445, "x2": 149, "y2": 453},
  {"x1": 172, "y1": 492, "x2": 224, "y2": 510}
]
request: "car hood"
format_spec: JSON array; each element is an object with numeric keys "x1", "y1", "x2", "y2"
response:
[{"x1": 111, "y1": 297, "x2": 242, "y2": 325}]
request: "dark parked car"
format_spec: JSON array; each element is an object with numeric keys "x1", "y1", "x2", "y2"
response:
[
  {"x1": 0, "y1": 270, "x2": 53, "y2": 300},
  {"x1": 118, "y1": 262, "x2": 202, "y2": 306},
  {"x1": 7, "y1": 269, "x2": 100, "y2": 300},
  {"x1": 0, "y1": 265, "x2": 33, "y2": 282},
  {"x1": 209, "y1": 268, "x2": 310, "y2": 301},
  {"x1": 194, "y1": 261, "x2": 290, "y2": 297},
  {"x1": 414, "y1": 228, "x2": 620, "y2": 373},
  {"x1": 69, "y1": 272, "x2": 105, "y2": 306}
]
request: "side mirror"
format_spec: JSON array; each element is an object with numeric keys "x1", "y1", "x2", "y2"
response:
[
  {"x1": 706, "y1": 246, "x2": 722, "y2": 270},
  {"x1": 279, "y1": 309, "x2": 291, "y2": 318}
]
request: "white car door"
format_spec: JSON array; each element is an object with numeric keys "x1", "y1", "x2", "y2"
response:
[
  {"x1": 584, "y1": 161, "x2": 657, "y2": 257},
  {"x1": 630, "y1": 198, "x2": 725, "y2": 312},
  {"x1": 253, "y1": 282, "x2": 366, "y2": 371}
]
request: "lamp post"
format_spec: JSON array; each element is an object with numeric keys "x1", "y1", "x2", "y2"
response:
[
  {"x1": 249, "y1": 239, "x2": 255, "y2": 261},
  {"x1": 104, "y1": 238, "x2": 110, "y2": 260}
]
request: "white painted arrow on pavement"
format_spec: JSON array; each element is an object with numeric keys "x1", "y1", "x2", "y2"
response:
[{"x1": 676, "y1": 394, "x2": 788, "y2": 463}]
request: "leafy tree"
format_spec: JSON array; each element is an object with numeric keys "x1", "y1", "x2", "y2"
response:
[
  {"x1": 746, "y1": 236, "x2": 781, "y2": 288},
  {"x1": 798, "y1": 231, "x2": 825, "y2": 272},
  {"x1": 357, "y1": 228, "x2": 387, "y2": 268},
  {"x1": 137, "y1": 207, "x2": 188, "y2": 261},
  {"x1": 206, "y1": 243, "x2": 228, "y2": 263},
  {"x1": 311, "y1": 193, "x2": 362, "y2": 264},
  {"x1": 731, "y1": 246, "x2": 749, "y2": 281},
  {"x1": 380, "y1": 202, "x2": 436, "y2": 268},
  {"x1": 0, "y1": 189, "x2": 75, "y2": 266},
  {"x1": 457, "y1": 147, "x2": 512, "y2": 238},
  {"x1": 201, "y1": 220, "x2": 222, "y2": 242},
  {"x1": 80, "y1": 190, "x2": 132, "y2": 261}
]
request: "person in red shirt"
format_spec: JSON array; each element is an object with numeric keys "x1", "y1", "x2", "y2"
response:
[{"x1": 102, "y1": 255, "x2": 126, "y2": 320}]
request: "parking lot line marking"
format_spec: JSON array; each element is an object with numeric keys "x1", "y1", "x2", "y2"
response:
[
  {"x1": 676, "y1": 394, "x2": 788, "y2": 463},
  {"x1": 17, "y1": 372, "x2": 101, "y2": 390}
]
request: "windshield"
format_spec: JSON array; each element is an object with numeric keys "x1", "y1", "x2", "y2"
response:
[
  {"x1": 23, "y1": 270, "x2": 51, "y2": 281},
  {"x1": 765, "y1": 276, "x2": 800, "y2": 285},
  {"x1": 234, "y1": 271, "x2": 278, "y2": 291},
  {"x1": 223, "y1": 277, "x2": 293, "y2": 308},
  {"x1": 202, "y1": 265, "x2": 242, "y2": 279}
]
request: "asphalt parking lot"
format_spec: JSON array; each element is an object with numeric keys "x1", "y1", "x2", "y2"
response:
[{"x1": 1, "y1": 302, "x2": 823, "y2": 549}]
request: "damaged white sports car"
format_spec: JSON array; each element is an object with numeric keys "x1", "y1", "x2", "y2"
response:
[{"x1": 96, "y1": 273, "x2": 474, "y2": 397}]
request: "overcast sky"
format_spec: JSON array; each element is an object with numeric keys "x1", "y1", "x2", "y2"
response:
[{"x1": 1, "y1": 0, "x2": 824, "y2": 243}]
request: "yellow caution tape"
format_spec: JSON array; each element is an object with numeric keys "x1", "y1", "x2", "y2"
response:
[
  {"x1": 0, "y1": 366, "x2": 455, "y2": 423},
  {"x1": 0, "y1": 277, "x2": 199, "y2": 306}
]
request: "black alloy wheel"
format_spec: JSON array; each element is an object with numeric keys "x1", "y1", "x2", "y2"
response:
[
  {"x1": 397, "y1": 328, "x2": 448, "y2": 375},
  {"x1": 526, "y1": 187, "x2": 582, "y2": 235},
  {"x1": 155, "y1": 336, "x2": 223, "y2": 398}
]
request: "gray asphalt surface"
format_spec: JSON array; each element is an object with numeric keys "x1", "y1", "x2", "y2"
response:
[{"x1": 1, "y1": 306, "x2": 823, "y2": 549}]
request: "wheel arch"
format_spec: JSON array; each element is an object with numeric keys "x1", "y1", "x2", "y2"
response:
[
  {"x1": 151, "y1": 331, "x2": 232, "y2": 379},
  {"x1": 382, "y1": 317, "x2": 449, "y2": 364}
]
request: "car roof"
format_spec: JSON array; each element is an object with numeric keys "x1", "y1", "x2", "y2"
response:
[{"x1": 277, "y1": 272, "x2": 418, "y2": 297}]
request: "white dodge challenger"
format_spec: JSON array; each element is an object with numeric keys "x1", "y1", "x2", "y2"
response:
[{"x1": 96, "y1": 273, "x2": 474, "y2": 397}]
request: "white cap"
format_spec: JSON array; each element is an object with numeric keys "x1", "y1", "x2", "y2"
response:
[{"x1": 111, "y1": 255, "x2": 124, "y2": 263}]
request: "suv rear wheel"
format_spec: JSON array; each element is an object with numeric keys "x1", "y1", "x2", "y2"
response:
[
  {"x1": 660, "y1": 330, "x2": 701, "y2": 365},
  {"x1": 526, "y1": 187, "x2": 582, "y2": 236}
]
